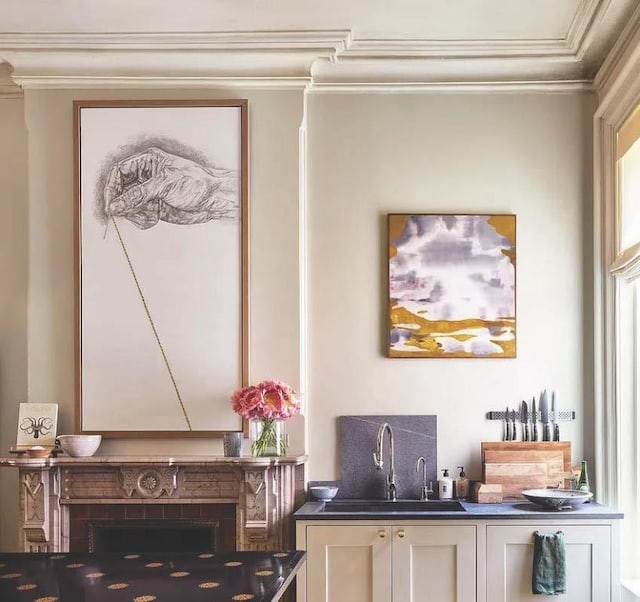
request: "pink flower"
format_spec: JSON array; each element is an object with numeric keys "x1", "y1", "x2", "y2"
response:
[{"x1": 231, "y1": 380, "x2": 300, "y2": 421}]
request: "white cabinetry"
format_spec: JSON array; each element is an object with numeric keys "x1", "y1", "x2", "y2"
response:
[
  {"x1": 298, "y1": 522, "x2": 476, "y2": 602},
  {"x1": 485, "y1": 524, "x2": 613, "y2": 602},
  {"x1": 296, "y1": 518, "x2": 620, "y2": 602}
]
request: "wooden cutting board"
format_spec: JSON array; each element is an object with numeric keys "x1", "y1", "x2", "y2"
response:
[{"x1": 481, "y1": 441, "x2": 572, "y2": 499}]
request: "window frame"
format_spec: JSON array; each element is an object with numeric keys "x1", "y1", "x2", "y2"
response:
[{"x1": 594, "y1": 33, "x2": 640, "y2": 590}]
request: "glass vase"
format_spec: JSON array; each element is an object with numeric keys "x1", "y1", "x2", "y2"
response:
[{"x1": 249, "y1": 418, "x2": 287, "y2": 457}]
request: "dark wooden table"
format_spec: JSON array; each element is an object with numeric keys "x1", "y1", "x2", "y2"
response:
[{"x1": 0, "y1": 550, "x2": 305, "y2": 601}]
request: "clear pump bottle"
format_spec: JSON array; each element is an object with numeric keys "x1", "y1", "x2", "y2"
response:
[{"x1": 455, "y1": 466, "x2": 469, "y2": 500}]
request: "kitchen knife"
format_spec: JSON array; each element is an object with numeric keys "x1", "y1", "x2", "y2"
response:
[
  {"x1": 511, "y1": 408, "x2": 517, "y2": 442},
  {"x1": 552, "y1": 390, "x2": 560, "y2": 441},
  {"x1": 521, "y1": 400, "x2": 529, "y2": 441},
  {"x1": 531, "y1": 397, "x2": 538, "y2": 441},
  {"x1": 540, "y1": 389, "x2": 551, "y2": 441},
  {"x1": 504, "y1": 406, "x2": 511, "y2": 441}
]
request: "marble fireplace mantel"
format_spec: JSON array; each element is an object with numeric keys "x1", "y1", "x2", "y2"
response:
[{"x1": 0, "y1": 455, "x2": 306, "y2": 553}]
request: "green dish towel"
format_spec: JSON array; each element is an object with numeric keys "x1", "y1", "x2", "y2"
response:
[{"x1": 532, "y1": 530, "x2": 566, "y2": 595}]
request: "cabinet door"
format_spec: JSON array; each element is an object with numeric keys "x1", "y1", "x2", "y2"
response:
[
  {"x1": 392, "y1": 525, "x2": 476, "y2": 602},
  {"x1": 486, "y1": 524, "x2": 611, "y2": 602},
  {"x1": 305, "y1": 524, "x2": 392, "y2": 602}
]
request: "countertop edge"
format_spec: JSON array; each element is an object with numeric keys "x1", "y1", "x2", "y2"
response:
[{"x1": 293, "y1": 500, "x2": 624, "y2": 520}]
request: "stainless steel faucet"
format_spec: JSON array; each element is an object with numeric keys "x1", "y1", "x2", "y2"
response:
[
  {"x1": 373, "y1": 422, "x2": 397, "y2": 501},
  {"x1": 415, "y1": 456, "x2": 433, "y2": 501}
]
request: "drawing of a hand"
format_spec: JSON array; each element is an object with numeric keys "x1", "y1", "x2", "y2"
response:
[{"x1": 104, "y1": 147, "x2": 238, "y2": 229}]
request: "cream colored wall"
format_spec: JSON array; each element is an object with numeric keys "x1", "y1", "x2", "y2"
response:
[
  {"x1": 306, "y1": 92, "x2": 595, "y2": 483},
  {"x1": 0, "y1": 97, "x2": 28, "y2": 551},
  {"x1": 0, "y1": 88, "x2": 596, "y2": 550},
  {"x1": 23, "y1": 88, "x2": 303, "y2": 459}
]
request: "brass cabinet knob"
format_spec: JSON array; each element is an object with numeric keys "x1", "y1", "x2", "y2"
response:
[
  {"x1": 397, "y1": 529, "x2": 406, "y2": 538},
  {"x1": 378, "y1": 529, "x2": 386, "y2": 538}
]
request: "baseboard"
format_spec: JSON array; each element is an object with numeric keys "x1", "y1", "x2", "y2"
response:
[{"x1": 622, "y1": 579, "x2": 640, "y2": 602}]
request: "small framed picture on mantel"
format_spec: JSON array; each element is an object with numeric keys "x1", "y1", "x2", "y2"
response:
[
  {"x1": 16, "y1": 403, "x2": 59, "y2": 449},
  {"x1": 388, "y1": 213, "x2": 516, "y2": 358}
]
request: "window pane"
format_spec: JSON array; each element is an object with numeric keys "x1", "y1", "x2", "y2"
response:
[{"x1": 619, "y1": 139, "x2": 640, "y2": 250}]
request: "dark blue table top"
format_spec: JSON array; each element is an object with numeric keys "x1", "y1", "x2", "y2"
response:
[{"x1": 0, "y1": 551, "x2": 305, "y2": 602}]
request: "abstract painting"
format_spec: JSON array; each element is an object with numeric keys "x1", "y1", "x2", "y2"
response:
[
  {"x1": 388, "y1": 214, "x2": 516, "y2": 358},
  {"x1": 74, "y1": 100, "x2": 247, "y2": 436}
]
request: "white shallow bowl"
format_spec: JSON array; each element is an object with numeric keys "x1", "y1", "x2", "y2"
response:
[
  {"x1": 57, "y1": 435, "x2": 102, "y2": 457},
  {"x1": 310, "y1": 486, "x2": 339, "y2": 501},
  {"x1": 522, "y1": 489, "x2": 593, "y2": 510}
]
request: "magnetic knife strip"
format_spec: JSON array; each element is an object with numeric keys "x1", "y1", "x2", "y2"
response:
[{"x1": 486, "y1": 410, "x2": 576, "y2": 421}]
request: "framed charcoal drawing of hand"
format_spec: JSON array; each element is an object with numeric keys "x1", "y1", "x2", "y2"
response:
[{"x1": 74, "y1": 100, "x2": 248, "y2": 437}]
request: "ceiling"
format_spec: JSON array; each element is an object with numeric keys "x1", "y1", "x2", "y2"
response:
[
  {"x1": 0, "y1": 0, "x2": 638, "y2": 90},
  {"x1": 0, "y1": 0, "x2": 587, "y2": 39}
]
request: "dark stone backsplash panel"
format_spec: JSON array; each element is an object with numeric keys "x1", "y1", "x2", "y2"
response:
[{"x1": 339, "y1": 415, "x2": 437, "y2": 500}]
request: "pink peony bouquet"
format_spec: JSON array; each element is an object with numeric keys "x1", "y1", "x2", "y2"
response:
[{"x1": 231, "y1": 380, "x2": 300, "y2": 421}]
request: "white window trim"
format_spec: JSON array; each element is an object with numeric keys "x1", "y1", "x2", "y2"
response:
[{"x1": 594, "y1": 21, "x2": 640, "y2": 509}]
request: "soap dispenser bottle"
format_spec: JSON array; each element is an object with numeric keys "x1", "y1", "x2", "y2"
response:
[
  {"x1": 439, "y1": 469, "x2": 453, "y2": 500},
  {"x1": 455, "y1": 466, "x2": 469, "y2": 500}
]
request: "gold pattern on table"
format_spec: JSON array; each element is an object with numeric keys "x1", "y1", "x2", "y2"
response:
[
  {"x1": 16, "y1": 584, "x2": 37, "y2": 590},
  {"x1": 255, "y1": 570, "x2": 274, "y2": 576},
  {"x1": 232, "y1": 595, "x2": 255, "y2": 601},
  {"x1": 145, "y1": 562, "x2": 164, "y2": 568},
  {"x1": 198, "y1": 553, "x2": 214, "y2": 558},
  {"x1": 49, "y1": 555, "x2": 65, "y2": 560},
  {"x1": 86, "y1": 572, "x2": 105, "y2": 578},
  {"x1": 0, "y1": 573, "x2": 21, "y2": 579},
  {"x1": 66, "y1": 563, "x2": 85, "y2": 568},
  {"x1": 124, "y1": 554, "x2": 140, "y2": 559},
  {"x1": 170, "y1": 571, "x2": 190, "y2": 577},
  {"x1": 273, "y1": 553, "x2": 288, "y2": 557},
  {"x1": 133, "y1": 596, "x2": 157, "y2": 602},
  {"x1": 224, "y1": 561, "x2": 243, "y2": 567},
  {"x1": 33, "y1": 597, "x2": 58, "y2": 602},
  {"x1": 199, "y1": 581, "x2": 220, "y2": 589},
  {"x1": 107, "y1": 583, "x2": 130, "y2": 590}
]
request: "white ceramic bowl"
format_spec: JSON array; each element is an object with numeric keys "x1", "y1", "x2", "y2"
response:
[
  {"x1": 521, "y1": 488, "x2": 593, "y2": 510},
  {"x1": 57, "y1": 435, "x2": 102, "y2": 457},
  {"x1": 310, "y1": 486, "x2": 339, "y2": 501}
]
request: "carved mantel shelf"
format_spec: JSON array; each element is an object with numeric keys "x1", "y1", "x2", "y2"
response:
[{"x1": 0, "y1": 455, "x2": 306, "y2": 553}]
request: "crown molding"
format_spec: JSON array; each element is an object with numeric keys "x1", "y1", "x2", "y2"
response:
[
  {"x1": 309, "y1": 79, "x2": 594, "y2": 94},
  {"x1": 341, "y1": 38, "x2": 572, "y2": 59},
  {"x1": 342, "y1": 0, "x2": 605, "y2": 60},
  {"x1": 0, "y1": 30, "x2": 350, "y2": 88},
  {"x1": 0, "y1": 30, "x2": 351, "y2": 51},
  {"x1": 10, "y1": 75, "x2": 311, "y2": 89},
  {"x1": 0, "y1": 62, "x2": 22, "y2": 98},
  {"x1": 594, "y1": 3, "x2": 640, "y2": 99},
  {"x1": 0, "y1": 2, "x2": 626, "y2": 92},
  {"x1": 568, "y1": 0, "x2": 610, "y2": 59}
]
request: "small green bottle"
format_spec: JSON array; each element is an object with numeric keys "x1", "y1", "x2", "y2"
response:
[{"x1": 577, "y1": 460, "x2": 590, "y2": 492}]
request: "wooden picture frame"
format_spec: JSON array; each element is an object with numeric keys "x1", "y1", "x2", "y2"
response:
[
  {"x1": 74, "y1": 100, "x2": 248, "y2": 437},
  {"x1": 388, "y1": 213, "x2": 516, "y2": 358}
]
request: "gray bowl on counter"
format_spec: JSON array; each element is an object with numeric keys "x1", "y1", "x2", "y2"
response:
[
  {"x1": 310, "y1": 486, "x2": 339, "y2": 501},
  {"x1": 521, "y1": 488, "x2": 593, "y2": 510}
]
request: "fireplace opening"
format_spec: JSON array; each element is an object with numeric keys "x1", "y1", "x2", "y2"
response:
[
  {"x1": 69, "y1": 504, "x2": 237, "y2": 553},
  {"x1": 88, "y1": 520, "x2": 218, "y2": 553}
]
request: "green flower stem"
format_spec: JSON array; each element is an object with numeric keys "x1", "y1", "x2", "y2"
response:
[{"x1": 251, "y1": 418, "x2": 287, "y2": 457}]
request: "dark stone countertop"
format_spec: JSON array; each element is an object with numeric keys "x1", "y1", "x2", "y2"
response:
[
  {"x1": 0, "y1": 550, "x2": 305, "y2": 602},
  {"x1": 294, "y1": 499, "x2": 623, "y2": 520}
]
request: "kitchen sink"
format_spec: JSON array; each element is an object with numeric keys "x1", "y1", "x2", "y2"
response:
[{"x1": 321, "y1": 500, "x2": 466, "y2": 513}]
